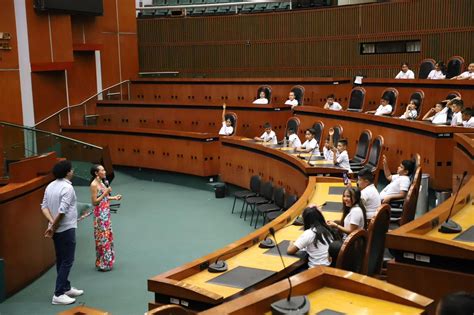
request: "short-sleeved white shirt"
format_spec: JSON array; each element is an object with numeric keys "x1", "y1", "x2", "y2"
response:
[
  {"x1": 395, "y1": 70, "x2": 415, "y2": 79},
  {"x1": 374, "y1": 104, "x2": 393, "y2": 116},
  {"x1": 327, "y1": 102, "x2": 342, "y2": 111},
  {"x1": 302, "y1": 138, "x2": 320, "y2": 155},
  {"x1": 399, "y1": 109, "x2": 417, "y2": 119},
  {"x1": 288, "y1": 134, "x2": 302, "y2": 148},
  {"x1": 458, "y1": 71, "x2": 474, "y2": 80},
  {"x1": 335, "y1": 150, "x2": 352, "y2": 173},
  {"x1": 253, "y1": 98, "x2": 269, "y2": 105},
  {"x1": 323, "y1": 147, "x2": 333, "y2": 161},
  {"x1": 343, "y1": 206, "x2": 365, "y2": 233},
  {"x1": 380, "y1": 174, "x2": 411, "y2": 200},
  {"x1": 361, "y1": 184, "x2": 381, "y2": 219},
  {"x1": 260, "y1": 130, "x2": 277, "y2": 144},
  {"x1": 430, "y1": 107, "x2": 448, "y2": 124},
  {"x1": 219, "y1": 122, "x2": 234, "y2": 136},
  {"x1": 427, "y1": 70, "x2": 446, "y2": 80},
  {"x1": 285, "y1": 99, "x2": 298, "y2": 107},
  {"x1": 463, "y1": 117, "x2": 474, "y2": 128},
  {"x1": 451, "y1": 112, "x2": 463, "y2": 126},
  {"x1": 293, "y1": 228, "x2": 331, "y2": 268}
]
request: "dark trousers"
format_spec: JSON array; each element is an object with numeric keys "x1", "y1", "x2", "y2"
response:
[{"x1": 52, "y1": 228, "x2": 76, "y2": 296}]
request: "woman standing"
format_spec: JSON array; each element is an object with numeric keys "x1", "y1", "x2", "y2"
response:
[{"x1": 90, "y1": 164, "x2": 122, "y2": 271}]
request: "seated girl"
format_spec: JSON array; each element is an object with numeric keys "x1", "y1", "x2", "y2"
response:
[
  {"x1": 252, "y1": 90, "x2": 269, "y2": 104},
  {"x1": 287, "y1": 207, "x2": 336, "y2": 268},
  {"x1": 399, "y1": 99, "x2": 419, "y2": 119},
  {"x1": 218, "y1": 104, "x2": 234, "y2": 136}
]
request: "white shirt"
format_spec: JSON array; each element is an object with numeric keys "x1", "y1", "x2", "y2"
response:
[
  {"x1": 427, "y1": 70, "x2": 446, "y2": 80},
  {"x1": 451, "y1": 112, "x2": 463, "y2": 126},
  {"x1": 361, "y1": 184, "x2": 381, "y2": 219},
  {"x1": 218, "y1": 122, "x2": 233, "y2": 136},
  {"x1": 293, "y1": 228, "x2": 331, "y2": 268},
  {"x1": 288, "y1": 134, "x2": 301, "y2": 148},
  {"x1": 301, "y1": 138, "x2": 320, "y2": 155},
  {"x1": 458, "y1": 71, "x2": 474, "y2": 80},
  {"x1": 430, "y1": 107, "x2": 448, "y2": 124},
  {"x1": 327, "y1": 102, "x2": 342, "y2": 111},
  {"x1": 374, "y1": 104, "x2": 393, "y2": 116},
  {"x1": 380, "y1": 174, "x2": 411, "y2": 200},
  {"x1": 335, "y1": 150, "x2": 352, "y2": 173},
  {"x1": 285, "y1": 99, "x2": 298, "y2": 107},
  {"x1": 253, "y1": 98, "x2": 268, "y2": 105},
  {"x1": 41, "y1": 178, "x2": 78, "y2": 233},
  {"x1": 399, "y1": 109, "x2": 417, "y2": 119},
  {"x1": 343, "y1": 206, "x2": 365, "y2": 234},
  {"x1": 260, "y1": 130, "x2": 277, "y2": 144},
  {"x1": 395, "y1": 70, "x2": 415, "y2": 79},
  {"x1": 323, "y1": 146, "x2": 333, "y2": 161},
  {"x1": 463, "y1": 117, "x2": 474, "y2": 128}
]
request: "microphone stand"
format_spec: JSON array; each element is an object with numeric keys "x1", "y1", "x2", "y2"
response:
[
  {"x1": 439, "y1": 171, "x2": 468, "y2": 234},
  {"x1": 208, "y1": 246, "x2": 245, "y2": 273}
]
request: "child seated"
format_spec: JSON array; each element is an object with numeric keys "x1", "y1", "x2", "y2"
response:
[
  {"x1": 287, "y1": 128, "x2": 302, "y2": 148},
  {"x1": 323, "y1": 94, "x2": 342, "y2": 111},
  {"x1": 395, "y1": 62, "x2": 415, "y2": 79},
  {"x1": 448, "y1": 98, "x2": 464, "y2": 126},
  {"x1": 284, "y1": 91, "x2": 299, "y2": 109},
  {"x1": 296, "y1": 128, "x2": 320, "y2": 155},
  {"x1": 462, "y1": 108, "x2": 474, "y2": 128},
  {"x1": 218, "y1": 104, "x2": 234, "y2": 136},
  {"x1": 328, "y1": 128, "x2": 352, "y2": 172},
  {"x1": 422, "y1": 102, "x2": 448, "y2": 124},
  {"x1": 357, "y1": 168, "x2": 381, "y2": 220},
  {"x1": 254, "y1": 122, "x2": 277, "y2": 144},
  {"x1": 287, "y1": 207, "x2": 336, "y2": 269},
  {"x1": 399, "y1": 99, "x2": 419, "y2": 120},
  {"x1": 451, "y1": 62, "x2": 474, "y2": 80},
  {"x1": 322, "y1": 136, "x2": 334, "y2": 161},
  {"x1": 379, "y1": 155, "x2": 415, "y2": 204},
  {"x1": 427, "y1": 61, "x2": 446, "y2": 80},
  {"x1": 252, "y1": 90, "x2": 269, "y2": 105},
  {"x1": 366, "y1": 96, "x2": 393, "y2": 116}
]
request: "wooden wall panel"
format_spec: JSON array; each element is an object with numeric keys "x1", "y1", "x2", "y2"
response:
[
  {"x1": 119, "y1": 34, "x2": 139, "y2": 81},
  {"x1": 68, "y1": 52, "x2": 97, "y2": 104},
  {"x1": 49, "y1": 14, "x2": 73, "y2": 63},
  {"x1": 71, "y1": 16, "x2": 101, "y2": 45},
  {"x1": 31, "y1": 72, "x2": 67, "y2": 122},
  {"x1": 0, "y1": 0, "x2": 18, "y2": 69},
  {"x1": 138, "y1": 0, "x2": 474, "y2": 78},
  {"x1": 0, "y1": 72, "x2": 22, "y2": 124},
  {"x1": 99, "y1": 33, "x2": 121, "y2": 87}
]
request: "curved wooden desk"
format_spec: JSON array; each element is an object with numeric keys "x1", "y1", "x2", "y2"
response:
[
  {"x1": 200, "y1": 267, "x2": 434, "y2": 315},
  {"x1": 294, "y1": 106, "x2": 465, "y2": 190}
]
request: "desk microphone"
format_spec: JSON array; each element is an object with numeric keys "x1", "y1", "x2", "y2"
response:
[
  {"x1": 208, "y1": 247, "x2": 245, "y2": 273},
  {"x1": 269, "y1": 227, "x2": 310, "y2": 315},
  {"x1": 439, "y1": 171, "x2": 467, "y2": 234},
  {"x1": 305, "y1": 148, "x2": 316, "y2": 166},
  {"x1": 259, "y1": 233, "x2": 276, "y2": 248}
]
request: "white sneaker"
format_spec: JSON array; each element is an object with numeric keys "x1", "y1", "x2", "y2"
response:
[
  {"x1": 52, "y1": 294, "x2": 76, "y2": 305},
  {"x1": 65, "y1": 287, "x2": 84, "y2": 297}
]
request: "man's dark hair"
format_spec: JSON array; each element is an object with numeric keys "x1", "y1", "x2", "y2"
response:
[
  {"x1": 462, "y1": 107, "x2": 472, "y2": 117},
  {"x1": 402, "y1": 159, "x2": 415, "y2": 176},
  {"x1": 437, "y1": 291, "x2": 474, "y2": 315},
  {"x1": 263, "y1": 122, "x2": 272, "y2": 129},
  {"x1": 358, "y1": 167, "x2": 374, "y2": 183},
  {"x1": 52, "y1": 160, "x2": 72, "y2": 179}
]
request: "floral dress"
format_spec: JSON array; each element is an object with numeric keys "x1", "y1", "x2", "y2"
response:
[{"x1": 93, "y1": 182, "x2": 115, "y2": 271}]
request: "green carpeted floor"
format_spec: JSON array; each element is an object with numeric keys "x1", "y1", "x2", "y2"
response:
[{"x1": 0, "y1": 167, "x2": 254, "y2": 315}]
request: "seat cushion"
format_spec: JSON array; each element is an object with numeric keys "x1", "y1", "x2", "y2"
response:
[
  {"x1": 234, "y1": 190, "x2": 255, "y2": 198},
  {"x1": 246, "y1": 196, "x2": 268, "y2": 204},
  {"x1": 257, "y1": 203, "x2": 280, "y2": 213}
]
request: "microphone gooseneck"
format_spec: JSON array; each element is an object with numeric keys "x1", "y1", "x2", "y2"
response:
[
  {"x1": 269, "y1": 227, "x2": 292, "y2": 301},
  {"x1": 438, "y1": 171, "x2": 468, "y2": 234},
  {"x1": 208, "y1": 246, "x2": 245, "y2": 273}
]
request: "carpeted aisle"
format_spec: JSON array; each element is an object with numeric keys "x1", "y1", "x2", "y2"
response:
[{"x1": 0, "y1": 167, "x2": 254, "y2": 315}]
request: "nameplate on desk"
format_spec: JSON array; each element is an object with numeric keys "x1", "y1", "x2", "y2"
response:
[
  {"x1": 415, "y1": 254, "x2": 430, "y2": 263},
  {"x1": 403, "y1": 252, "x2": 415, "y2": 260},
  {"x1": 436, "y1": 133, "x2": 452, "y2": 138},
  {"x1": 274, "y1": 108, "x2": 281, "y2": 111}
]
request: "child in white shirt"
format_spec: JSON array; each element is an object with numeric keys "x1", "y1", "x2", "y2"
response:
[
  {"x1": 285, "y1": 91, "x2": 299, "y2": 109},
  {"x1": 422, "y1": 102, "x2": 448, "y2": 124},
  {"x1": 399, "y1": 99, "x2": 418, "y2": 120},
  {"x1": 448, "y1": 98, "x2": 464, "y2": 126},
  {"x1": 254, "y1": 122, "x2": 277, "y2": 144},
  {"x1": 427, "y1": 61, "x2": 446, "y2": 80},
  {"x1": 379, "y1": 155, "x2": 415, "y2": 204},
  {"x1": 323, "y1": 94, "x2": 342, "y2": 111},
  {"x1": 366, "y1": 97, "x2": 392, "y2": 116},
  {"x1": 322, "y1": 137, "x2": 334, "y2": 161},
  {"x1": 286, "y1": 128, "x2": 302, "y2": 148},
  {"x1": 218, "y1": 104, "x2": 234, "y2": 136},
  {"x1": 252, "y1": 90, "x2": 269, "y2": 104},
  {"x1": 462, "y1": 108, "x2": 474, "y2": 128},
  {"x1": 296, "y1": 128, "x2": 320, "y2": 155},
  {"x1": 357, "y1": 168, "x2": 381, "y2": 220},
  {"x1": 395, "y1": 63, "x2": 415, "y2": 79},
  {"x1": 451, "y1": 62, "x2": 474, "y2": 80}
]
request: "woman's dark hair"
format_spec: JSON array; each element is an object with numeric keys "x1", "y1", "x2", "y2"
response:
[
  {"x1": 436, "y1": 61, "x2": 446, "y2": 73},
  {"x1": 437, "y1": 291, "x2": 474, "y2": 315},
  {"x1": 89, "y1": 164, "x2": 102, "y2": 184},
  {"x1": 328, "y1": 240, "x2": 342, "y2": 267},
  {"x1": 340, "y1": 187, "x2": 368, "y2": 229},
  {"x1": 52, "y1": 160, "x2": 72, "y2": 179},
  {"x1": 302, "y1": 207, "x2": 335, "y2": 248}
]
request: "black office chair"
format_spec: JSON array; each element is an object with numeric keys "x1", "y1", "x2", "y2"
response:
[
  {"x1": 381, "y1": 88, "x2": 398, "y2": 116},
  {"x1": 312, "y1": 121, "x2": 324, "y2": 146},
  {"x1": 351, "y1": 135, "x2": 384, "y2": 182},
  {"x1": 245, "y1": 181, "x2": 274, "y2": 224},
  {"x1": 336, "y1": 229, "x2": 368, "y2": 273},
  {"x1": 350, "y1": 129, "x2": 372, "y2": 166},
  {"x1": 256, "y1": 85, "x2": 272, "y2": 104},
  {"x1": 446, "y1": 56, "x2": 465, "y2": 79},
  {"x1": 408, "y1": 91, "x2": 424, "y2": 119},
  {"x1": 332, "y1": 125, "x2": 343, "y2": 145},
  {"x1": 265, "y1": 194, "x2": 298, "y2": 223},
  {"x1": 224, "y1": 112, "x2": 237, "y2": 135},
  {"x1": 291, "y1": 85, "x2": 305, "y2": 106},
  {"x1": 285, "y1": 117, "x2": 301, "y2": 136},
  {"x1": 346, "y1": 87, "x2": 366, "y2": 112},
  {"x1": 418, "y1": 58, "x2": 435, "y2": 79},
  {"x1": 231, "y1": 175, "x2": 261, "y2": 214},
  {"x1": 254, "y1": 186, "x2": 285, "y2": 228}
]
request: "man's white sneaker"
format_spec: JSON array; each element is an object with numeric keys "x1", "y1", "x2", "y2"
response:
[
  {"x1": 65, "y1": 287, "x2": 84, "y2": 297},
  {"x1": 52, "y1": 294, "x2": 76, "y2": 305}
]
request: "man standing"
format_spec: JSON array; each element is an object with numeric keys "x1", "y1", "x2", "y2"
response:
[{"x1": 41, "y1": 160, "x2": 83, "y2": 305}]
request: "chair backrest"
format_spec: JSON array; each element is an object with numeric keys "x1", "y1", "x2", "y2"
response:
[
  {"x1": 332, "y1": 125, "x2": 343, "y2": 145},
  {"x1": 412, "y1": 153, "x2": 421, "y2": 180},
  {"x1": 381, "y1": 88, "x2": 398, "y2": 115},
  {"x1": 261, "y1": 181, "x2": 274, "y2": 200},
  {"x1": 347, "y1": 87, "x2": 366, "y2": 112},
  {"x1": 446, "y1": 91, "x2": 462, "y2": 100},
  {"x1": 257, "y1": 85, "x2": 272, "y2": 104},
  {"x1": 274, "y1": 187, "x2": 286, "y2": 208},
  {"x1": 336, "y1": 229, "x2": 368, "y2": 273},
  {"x1": 225, "y1": 111, "x2": 237, "y2": 135},
  {"x1": 367, "y1": 135, "x2": 384, "y2": 169},
  {"x1": 362, "y1": 204, "x2": 391, "y2": 276},
  {"x1": 418, "y1": 58, "x2": 436, "y2": 79},
  {"x1": 286, "y1": 117, "x2": 301, "y2": 136},
  {"x1": 409, "y1": 90, "x2": 424, "y2": 119},
  {"x1": 291, "y1": 85, "x2": 305, "y2": 106},
  {"x1": 249, "y1": 175, "x2": 262, "y2": 193},
  {"x1": 446, "y1": 56, "x2": 465, "y2": 79},
  {"x1": 400, "y1": 167, "x2": 422, "y2": 226},
  {"x1": 353, "y1": 129, "x2": 372, "y2": 162},
  {"x1": 312, "y1": 121, "x2": 324, "y2": 145},
  {"x1": 284, "y1": 194, "x2": 298, "y2": 209},
  {"x1": 147, "y1": 304, "x2": 189, "y2": 315}
]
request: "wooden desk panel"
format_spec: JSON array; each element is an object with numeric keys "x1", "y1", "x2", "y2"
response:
[
  {"x1": 294, "y1": 106, "x2": 462, "y2": 190},
  {"x1": 61, "y1": 126, "x2": 220, "y2": 177}
]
